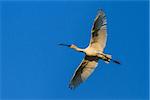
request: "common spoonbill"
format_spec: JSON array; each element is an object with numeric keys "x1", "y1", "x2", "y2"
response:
[{"x1": 59, "y1": 10, "x2": 120, "y2": 89}]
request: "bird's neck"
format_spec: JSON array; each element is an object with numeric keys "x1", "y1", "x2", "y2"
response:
[{"x1": 73, "y1": 46, "x2": 85, "y2": 52}]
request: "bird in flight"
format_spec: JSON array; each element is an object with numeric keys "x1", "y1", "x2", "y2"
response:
[{"x1": 59, "y1": 9, "x2": 120, "y2": 89}]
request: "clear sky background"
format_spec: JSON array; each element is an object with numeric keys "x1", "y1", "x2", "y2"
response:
[{"x1": 1, "y1": 1, "x2": 149, "y2": 100}]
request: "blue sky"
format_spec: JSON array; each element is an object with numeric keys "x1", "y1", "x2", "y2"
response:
[{"x1": 1, "y1": 1, "x2": 149, "y2": 100}]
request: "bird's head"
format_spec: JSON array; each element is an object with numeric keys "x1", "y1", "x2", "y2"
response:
[
  {"x1": 70, "y1": 44, "x2": 77, "y2": 49},
  {"x1": 59, "y1": 43, "x2": 84, "y2": 52}
]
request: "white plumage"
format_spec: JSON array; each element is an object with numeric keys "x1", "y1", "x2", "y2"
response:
[{"x1": 59, "y1": 9, "x2": 120, "y2": 89}]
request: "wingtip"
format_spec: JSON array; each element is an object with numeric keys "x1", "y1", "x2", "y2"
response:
[
  {"x1": 98, "y1": 8, "x2": 104, "y2": 12},
  {"x1": 68, "y1": 84, "x2": 75, "y2": 90},
  {"x1": 97, "y1": 9, "x2": 105, "y2": 16}
]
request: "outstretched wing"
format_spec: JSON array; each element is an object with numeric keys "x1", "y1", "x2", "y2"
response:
[
  {"x1": 89, "y1": 10, "x2": 107, "y2": 51},
  {"x1": 69, "y1": 56, "x2": 99, "y2": 89}
]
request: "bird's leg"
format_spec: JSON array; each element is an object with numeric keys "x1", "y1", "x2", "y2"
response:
[
  {"x1": 97, "y1": 53, "x2": 120, "y2": 64},
  {"x1": 97, "y1": 53, "x2": 109, "y2": 61},
  {"x1": 97, "y1": 53, "x2": 112, "y2": 63}
]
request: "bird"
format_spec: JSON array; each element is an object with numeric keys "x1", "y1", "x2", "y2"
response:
[{"x1": 59, "y1": 9, "x2": 120, "y2": 89}]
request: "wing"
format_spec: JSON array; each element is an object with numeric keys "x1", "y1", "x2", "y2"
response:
[
  {"x1": 69, "y1": 56, "x2": 99, "y2": 89},
  {"x1": 89, "y1": 9, "x2": 107, "y2": 51}
]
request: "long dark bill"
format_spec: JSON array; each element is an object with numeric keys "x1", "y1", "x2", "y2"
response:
[{"x1": 58, "y1": 43, "x2": 71, "y2": 47}]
